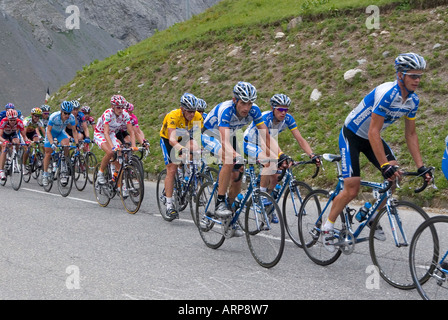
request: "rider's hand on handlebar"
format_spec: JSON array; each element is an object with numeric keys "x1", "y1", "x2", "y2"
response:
[
  {"x1": 381, "y1": 163, "x2": 400, "y2": 181},
  {"x1": 417, "y1": 166, "x2": 433, "y2": 183},
  {"x1": 310, "y1": 153, "x2": 321, "y2": 166}
]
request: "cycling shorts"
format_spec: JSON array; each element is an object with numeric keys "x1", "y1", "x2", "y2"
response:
[
  {"x1": 44, "y1": 130, "x2": 70, "y2": 148},
  {"x1": 94, "y1": 131, "x2": 120, "y2": 149},
  {"x1": 2, "y1": 132, "x2": 19, "y2": 142},
  {"x1": 339, "y1": 126, "x2": 396, "y2": 178}
]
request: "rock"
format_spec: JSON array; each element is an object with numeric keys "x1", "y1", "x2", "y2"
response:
[
  {"x1": 433, "y1": 43, "x2": 442, "y2": 50},
  {"x1": 310, "y1": 89, "x2": 322, "y2": 102},
  {"x1": 382, "y1": 51, "x2": 390, "y2": 58},
  {"x1": 287, "y1": 17, "x2": 302, "y2": 31},
  {"x1": 227, "y1": 46, "x2": 242, "y2": 57},
  {"x1": 275, "y1": 32, "x2": 285, "y2": 39},
  {"x1": 344, "y1": 69, "x2": 363, "y2": 83}
]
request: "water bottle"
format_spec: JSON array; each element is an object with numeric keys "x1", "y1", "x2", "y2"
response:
[
  {"x1": 232, "y1": 193, "x2": 244, "y2": 210},
  {"x1": 355, "y1": 202, "x2": 372, "y2": 222},
  {"x1": 271, "y1": 184, "x2": 282, "y2": 201}
]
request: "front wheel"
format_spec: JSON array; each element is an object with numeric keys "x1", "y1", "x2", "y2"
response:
[
  {"x1": 246, "y1": 191, "x2": 285, "y2": 268},
  {"x1": 120, "y1": 164, "x2": 144, "y2": 214},
  {"x1": 58, "y1": 159, "x2": 74, "y2": 197},
  {"x1": 282, "y1": 181, "x2": 313, "y2": 247},
  {"x1": 10, "y1": 153, "x2": 23, "y2": 191},
  {"x1": 93, "y1": 164, "x2": 111, "y2": 207},
  {"x1": 410, "y1": 215, "x2": 448, "y2": 300},
  {"x1": 369, "y1": 200, "x2": 430, "y2": 290}
]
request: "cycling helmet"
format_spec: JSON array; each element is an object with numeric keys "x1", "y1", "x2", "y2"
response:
[
  {"x1": 31, "y1": 108, "x2": 42, "y2": 116},
  {"x1": 270, "y1": 94, "x2": 291, "y2": 108},
  {"x1": 6, "y1": 109, "x2": 18, "y2": 119},
  {"x1": 110, "y1": 95, "x2": 127, "y2": 107},
  {"x1": 71, "y1": 100, "x2": 81, "y2": 109},
  {"x1": 394, "y1": 53, "x2": 426, "y2": 72},
  {"x1": 40, "y1": 105, "x2": 51, "y2": 112},
  {"x1": 126, "y1": 102, "x2": 134, "y2": 112},
  {"x1": 180, "y1": 93, "x2": 198, "y2": 111},
  {"x1": 61, "y1": 101, "x2": 74, "y2": 113},
  {"x1": 5, "y1": 103, "x2": 15, "y2": 110},
  {"x1": 196, "y1": 99, "x2": 207, "y2": 112},
  {"x1": 80, "y1": 106, "x2": 91, "y2": 114},
  {"x1": 233, "y1": 81, "x2": 257, "y2": 103}
]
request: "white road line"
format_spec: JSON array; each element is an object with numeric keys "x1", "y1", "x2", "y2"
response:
[{"x1": 22, "y1": 188, "x2": 98, "y2": 204}]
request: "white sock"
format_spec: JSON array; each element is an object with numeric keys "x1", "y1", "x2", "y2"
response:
[{"x1": 323, "y1": 219, "x2": 334, "y2": 232}]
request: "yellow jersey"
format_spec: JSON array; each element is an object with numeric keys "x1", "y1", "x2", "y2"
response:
[{"x1": 160, "y1": 108, "x2": 204, "y2": 140}]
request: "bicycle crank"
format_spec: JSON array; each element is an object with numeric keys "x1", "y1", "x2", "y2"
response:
[{"x1": 337, "y1": 229, "x2": 355, "y2": 255}]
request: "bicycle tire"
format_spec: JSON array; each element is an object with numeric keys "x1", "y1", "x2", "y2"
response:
[
  {"x1": 410, "y1": 215, "x2": 447, "y2": 300},
  {"x1": 85, "y1": 152, "x2": 98, "y2": 184},
  {"x1": 298, "y1": 189, "x2": 343, "y2": 266},
  {"x1": 93, "y1": 164, "x2": 111, "y2": 207},
  {"x1": 282, "y1": 181, "x2": 313, "y2": 247},
  {"x1": 189, "y1": 172, "x2": 213, "y2": 227},
  {"x1": 120, "y1": 163, "x2": 144, "y2": 214},
  {"x1": 130, "y1": 154, "x2": 145, "y2": 200},
  {"x1": 58, "y1": 158, "x2": 74, "y2": 197},
  {"x1": 74, "y1": 154, "x2": 88, "y2": 191},
  {"x1": 369, "y1": 200, "x2": 430, "y2": 290},
  {"x1": 196, "y1": 181, "x2": 225, "y2": 249},
  {"x1": 245, "y1": 191, "x2": 285, "y2": 268},
  {"x1": 156, "y1": 169, "x2": 177, "y2": 221},
  {"x1": 10, "y1": 152, "x2": 23, "y2": 191}
]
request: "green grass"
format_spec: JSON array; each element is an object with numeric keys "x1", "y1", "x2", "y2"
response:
[{"x1": 51, "y1": 0, "x2": 448, "y2": 205}]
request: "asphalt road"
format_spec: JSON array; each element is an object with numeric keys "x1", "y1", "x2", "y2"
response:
[{"x1": 0, "y1": 176, "x2": 429, "y2": 302}]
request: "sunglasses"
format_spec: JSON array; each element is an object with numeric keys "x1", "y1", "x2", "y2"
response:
[
  {"x1": 63, "y1": 112, "x2": 71, "y2": 115},
  {"x1": 183, "y1": 109, "x2": 196, "y2": 114},
  {"x1": 114, "y1": 106, "x2": 125, "y2": 110},
  {"x1": 8, "y1": 118, "x2": 17, "y2": 121},
  {"x1": 403, "y1": 72, "x2": 423, "y2": 80},
  {"x1": 275, "y1": 107, "x2": 289, "y2": 113}
]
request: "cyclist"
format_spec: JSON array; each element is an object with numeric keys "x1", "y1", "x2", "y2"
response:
[
  {"x1": 243, "y1": 93, "x2": 320, "y2": 222},
  {"x1": 442, "y1": 135, "x2": 448, "y2": 181},
  {"x1": 159, "y1": 92, "x2": 203, "y2": 219},
  {"x1": 0, "y1": 109, "x2": 29, "y2": 180},
  {"x1": 40, "y1": 105, "x2": 51, "y2": 130},
  {"x1": 202, "y1": 81, "x2": 281, "y2": 226},
  {"x1": 322, "y1": 52, "x2": 433, "y2": 252},
  {"x1": 196, "y1": 98, "x2": 208, "y2": 119},
  {"x1": 42, "y1": 101, "x2": 79, "y2": 186},
  {"x1": 67, "y1": 101, "x2": 90, "y2": 151},
  {"x1": 80, "y1": 105, "x2": 96, "y2": 132},
  {"x1": 118, "y1": 102, "x2": 149, "y2": 148},
  {"x1": 94, "y1": 95, "x2": 136, "y2": 185},
  {"x1": 0, "y1": 103, "x2": 23, "y2": 121},
  {"x1": 22, "y1": 107, "x2": 45, "y2": 168}
]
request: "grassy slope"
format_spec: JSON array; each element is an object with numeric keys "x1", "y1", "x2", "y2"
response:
[{"x1": 52, "y1": 0, "x2": 448, "y2": 206}]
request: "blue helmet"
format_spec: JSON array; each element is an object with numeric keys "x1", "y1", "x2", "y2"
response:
[
  {"x1": 180, "y1": 93, "x2": 198, "y2": 111},
  {"x1": 61, "y1": 101, "x2": 74, "y2": 113},
  {"x1": 196, "y1": 99, "x2": 207, "y2": 112},
  {"x1": 233, "y1": 81, "x2": 257, "y2": 103},
  {"x1": 5, "y1": 103, "x2": 15, "y2": 110},
  {"x1": 270, "y1": 94, "x2": 291, "y2": 108},
  {"x1": 394, "y1": 53, "x2": 426, "y2": 72}
]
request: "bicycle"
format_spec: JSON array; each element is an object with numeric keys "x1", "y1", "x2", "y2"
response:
[
  {"x1": 195, "y1": 159, "x2": 285, "y2": 268},
  {"x1": 410, "y1": 215, "x2": 448, "y2": 300},
  {"x1": 23, "y1": 140, "x2": 44, "y2": 185},
  {"x1": 81, "y1": 141, "x2": 98, "y2": 185},
  {"x1": 156, "y1": 151, "x2": 214, "y2": 225},
  {"x1": 298, "y1": 153, "x2": 434, "y2": 289},
  {"x1": 70, "y1": 141, "x2": 89, "y2": 191},
  {"x1": 93, "y1": 146, "x2": 145, "y2": 214},
  {"x1": 40, "y1": 144, "x2": 76, "y2": 197},
  {"x1": 0, "y1": 142, "x2": 26, "y2": 191}
]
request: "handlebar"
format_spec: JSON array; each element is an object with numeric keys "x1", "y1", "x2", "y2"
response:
[
  {"x1": 378, "y1": 167, "x2": 435, "y2": 194},
  {"x1": 277, "y1": 155, "x2": 321, "y2": 182}
]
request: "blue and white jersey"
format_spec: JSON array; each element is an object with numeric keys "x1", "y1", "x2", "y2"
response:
[
  {"x1": 244, "y1": 111, "x2": 298, "y2": 143},
  {"x1": 203, "y1": 100, "x2": 264, "y2": 133},
  {"x1": 48, "y1": 111, "x2": 76, "y2": 134},
  {"x1": 344, "y1": 80, "x2": 419, "y2": 139}
]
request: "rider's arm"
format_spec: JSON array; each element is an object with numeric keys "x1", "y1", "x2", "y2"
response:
[
  {"x1": 255, "y1": 122, "x2": 281, "y2": 159},
  {"x1": 219, "y1": 126, "x2": 238, "y2": 160},
  {"x1": 0, "y1": 128, "x2": 5, "y2": 144},
  {"x1": 291, "y1": 128, "x2": 314, "y2": 157},
  {"x1": 168, "y1": 128, "x2": 183, "y2": 152},
  {"x1": 368, "y1": 113, "x2": 389, "y2": 168},
  {"x1": 46, "y1": 125, "x2": 54, "y2": 145},
  {"x1": 404, "y1": 118, "x2": 424, "y2": 169},
  {"x1": 82, "y1": 121, "x2": 89, "y2": 141},
  {"x1": 126, "y1": 122, "x2": 136, "y2": 148}
]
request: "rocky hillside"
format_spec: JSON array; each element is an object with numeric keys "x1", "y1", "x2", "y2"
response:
[{"x1": 0, "y1": 0, "x2": 221, "y2": 111}]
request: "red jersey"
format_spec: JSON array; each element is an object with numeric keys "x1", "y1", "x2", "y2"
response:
[{"x1": 0, "y1": 118, "x2": 25, "y2": 135}]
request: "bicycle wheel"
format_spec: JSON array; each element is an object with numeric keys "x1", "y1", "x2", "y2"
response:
[
  {"x1": 196, "y1": 181, "x2": 225, "y2": 249},
  {"x1": 298, "y1": 189, "x2": 343, "y2": 266},
  {"x1": 189, "y1": 172, "x2": 213, "y2": 226},
  {"x1": 245, "y1": 191, "x2": 285, "y2": 268},
  {"x1": 119, "y1": 163, "x2": 144, "y2": 214},
  {"x1": 85, "y1": 152, "x2": 98, "y2": 184},
  {"x1": 58, "y1": 158, "x2": 74, "y2": 197},
  {"x1": 74, "y1": 154, "x2": 88, "y2": 191},
  {"x1": 282, "y1": 181, "x2": 313, "y2": 247},
  {"x1": 130, "y1": 154, "x2": 145, "y2": 200},
  {"x1": 93, "y1": 164, "x2": 111, "y2": 207},
  {"x1": 369, "y1": 200, "x2": 430, "y2": 290},
  {"x1": 10, "y1": 152, "x2": 23, "y2": 191},
  {"x1": 410, "y1": 215, "x2": 448, "y2": 300},
  {"x1": 156, "y1": 169, "x2": 175, "y2": 221},
  {"x1": 43, "y1": 164, "x2": 54, "y2": 192}
]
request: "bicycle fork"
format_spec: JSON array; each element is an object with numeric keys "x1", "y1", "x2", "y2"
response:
[{"x1": 386, "y1": 200, "x2": 409, "y2": 248}]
